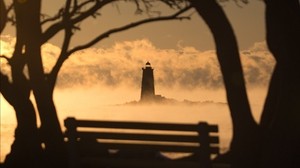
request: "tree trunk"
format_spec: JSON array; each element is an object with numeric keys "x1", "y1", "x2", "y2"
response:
[
  {"x1": 0, "y1": 1, "x2": 43, "y2": 167},
  {"x1": 1, "y1": 72, "x2": 43, "y2": 168},
  {"x1": 0, "y1": 0, "x2": 7, "y2": 32},
  {"x1": 260, "y1": 0, "x2": 300, "y2": 167},
  {"x1": 13, "y1": 0, "x2": 67, "y2": 167},
  {"x1": 190, "y1": 0, "x2": 259, "y2": 167}
]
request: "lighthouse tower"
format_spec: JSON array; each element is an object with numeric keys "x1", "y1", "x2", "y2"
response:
[{"x1": 140, "y1": 62, "x2": 155, "y2": 101}]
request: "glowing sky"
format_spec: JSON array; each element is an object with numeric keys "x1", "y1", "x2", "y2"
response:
[{"x1": 2, "y1": 0, "x2": 266, "y2": 50}]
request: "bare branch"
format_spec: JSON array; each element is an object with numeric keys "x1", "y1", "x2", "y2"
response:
[
  {"x1": 1, "y1": 1, "x2": 15, "y2": 28},
  {"x1": 0, "y1": 55, "x2": 11, "y2": 63},
  {"x1": 218, "y1": 0, "x2": 248, "y2": 7},
  {"x1": 47, "y1": 0, "x2": 74, "y2": 91},
  {"x1": 70, "y1": 0, "x2": 95, "y2": 16},
  {"x1": 6, "y1": 2, "x2": 14, "y2": 12},
  {"x1": 67, "y1": 5, "x2": 192, "y2": 56},
  {"x1": 41, "y1": 8, "x2": 64, "y2": 25},
  {"x1": 42, "y1": 0, "x2": 114, "y2": 43},
  {"x1": 45, "y1": 0, "x2": 191, "y2": 90},
  {"x1": 160, "y1": 0, "x2": 189, "y2": 9},
  {"x1": 41, "y1": 0, "x2": 95, "y2": 25},
  {"x1": 0, "y1": 72, "x2": 15, "y2": 105},
  {"x1": 46, "y1": 4, "x2": 191, "y2": 89},
  {"x1": 41, "y1": 0, "x2": 189, "y2": 43},
  {"x1": 133, "y1": 0, "x2": 143, "y2": 14},
  {"x1": 1, "y1": 0, "x2": 7, "y2": 32}
]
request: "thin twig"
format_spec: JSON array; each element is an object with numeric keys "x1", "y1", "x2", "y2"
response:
[
  {"x1": 68, "y1": 5, "x2": 192, "y2": 56},
  {"x1": 0, "y1": 55, "x2": 11, "y2": 63}
]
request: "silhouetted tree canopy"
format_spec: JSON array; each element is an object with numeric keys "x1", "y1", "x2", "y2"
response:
[{"x1": 0, "y1": 1, "x2": 191, "y2": 168}]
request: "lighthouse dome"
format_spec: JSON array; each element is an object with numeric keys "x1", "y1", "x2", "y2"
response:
[{"x1": 145, "y1": 62, "x2": 151, "y2": 67}]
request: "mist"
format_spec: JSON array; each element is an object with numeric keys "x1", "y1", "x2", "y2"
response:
[
  {"x1": 1, "y1": 85, "x2": 269, "y2": 162},
  {"x1": 1, "y1": 36, "x2": 275, "y2": 90}
]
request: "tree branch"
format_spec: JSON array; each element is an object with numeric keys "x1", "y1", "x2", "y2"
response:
[
  {"x1": 48, "y1": 0, "x2": 74, "y2": 91},
  {"x1": 42, "y1": 0, "x2": 114, "y2": 43},
  {"x1": 47, "y1": 4, "x2": 191, "y2": 91},
  {"x1": 0, "y1": 72, "x2": 15, "y2": 105},
  {"x1": 0, "y1": 55, "x2": 11, "y2": 62},
  {"x1": 41, "y1": 0, "x2": 188, "y2": 43},
  {"x1": 0, "y1": 55, "x2": 12, "y2": 72},
  {"x1": 68, "y1": 5, "x2": 192, "y2": 55},
  {"x1": 70, "y1": 0, "x2": 95, "y2": 16},
  {"x1": 2, "y1": 1, "x2": 15, "y2": 28},
  {"x1": 1, "y1": 0, "x2": 7, "y2": 32},
  {"x1": 41, "y1": 8, "x2": 64, "y2": 25}
]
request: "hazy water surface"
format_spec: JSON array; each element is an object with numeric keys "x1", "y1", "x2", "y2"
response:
[{"x1": 1, "y1": 87, "x2": 266, "y2": 162}]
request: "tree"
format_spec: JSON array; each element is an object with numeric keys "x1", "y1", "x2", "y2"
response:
[
  {"x1": 0, "y1": 0, "x2": 191, "y2": 167},
  {"x1": 1, "y1": 1, "x2": 44, "y2": 167},
  {"x1": 259, "y1": 0, "x2": 300, "y2": 167},
  {"x1": 191, "y1": 0, "x2": 300, "y2": 167},
  {"x1": 190, "y1": 0, "x2": 259, "y2": 167}
]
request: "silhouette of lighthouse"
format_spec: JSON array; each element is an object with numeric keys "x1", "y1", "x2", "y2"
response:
[{"x1": 140, "y1": 62, "x2": 155, "y2": 101}]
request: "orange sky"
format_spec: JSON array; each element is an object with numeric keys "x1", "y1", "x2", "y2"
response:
[{"x1": 2, "y1": 0, "x2": 266, "y2": 50}]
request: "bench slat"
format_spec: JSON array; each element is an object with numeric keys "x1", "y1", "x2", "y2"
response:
[
  {"x1": 65, "y1": 118, "x2": 218, "y2": 132},
  {"x1": 79, "y1": 142, "x2": 220, "y2": 154},
  {"x1": 70, "y1": 131, "x2": 219, "y2": 144}
]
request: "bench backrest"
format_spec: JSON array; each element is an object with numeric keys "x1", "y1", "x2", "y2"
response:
[{"x1": 64, "y1": 117, "x2": 219, "y2": 168}]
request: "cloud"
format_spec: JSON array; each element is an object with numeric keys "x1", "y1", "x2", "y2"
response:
[
  {"x1": 56, "y1": 40, "x2": 224, "y2": 89},
  {"x1": 0, "y1": 36, "x2": 275, "y2": 90},
  {"x1": 240, "y1": 41, "x2": 275, "y2": 87},
  {"x1": 0, "y1": 35, "x2": 16, "y2": 56},
  {"x1": 57, "y1": 40, "x2": 275, "y2": 90}
]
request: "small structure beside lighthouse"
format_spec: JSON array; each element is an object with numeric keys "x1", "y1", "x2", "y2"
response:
[{"x1": 140, "y1": 62, "x2": 155, "y2": 101}]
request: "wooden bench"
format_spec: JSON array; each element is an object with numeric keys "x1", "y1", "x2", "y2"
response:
[{"x1": 64, "y1": 117, "x2": 220, "y2": 168}]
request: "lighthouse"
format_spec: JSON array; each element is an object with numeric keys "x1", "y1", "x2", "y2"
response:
[{"x1": 140, "y1": 62, "x2": 155, "y2": 101}]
